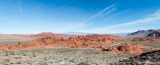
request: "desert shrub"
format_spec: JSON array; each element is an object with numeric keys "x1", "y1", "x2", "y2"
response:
[
  {"x1": 44, "y1": 57, "x2": 48, "y2": 60},
  {"x1": 15, "y1": 57, "x2": 22, "y2": 59},
  {"x1": 10, "y1": 62, "x2": 14, "y2": 64},
  {"x1": 70, "y1": 59, "x2": 75, "y2": 63},
  {"x1": 77, "y1": 62, "x2": 91, "y2": 65},
  {"x1": 15, "y1": 57, "x2": 19, "y2": 59},
  {"x1": 16, "y1": 61, "x2": 21, "y2": 64},
  {"x1": 5, "y1": 53, "x2": 8, "y2": 56},
  {"x1": 23, "y1": 54, "x2": 26, "y2": 56},
  {"x1": 10, "y1": 52, "x2": 14, "y2": 55},
  {"x1": 4, "y1": 59, "x2": 10, "y2": 62},
  {"x1": 33, "y1": 54, "x2": 36, "y2": 57}
]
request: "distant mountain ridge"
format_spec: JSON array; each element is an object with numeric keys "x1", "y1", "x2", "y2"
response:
[
  {"x1": 126, "y1": 29, "x2": 160, "y2": 38},
  {"x1": 116, "y1": 33, "x2": 128, "y2": 36},
  {"x1": 62, "y1": 32, "x2": 92, "y2": 35},
  {"x1": 12, "y1": 32, "x2": 78, "y2": 38},
  {"x1": 147, "y1": 30, "x2": 160, "y2": 38}
]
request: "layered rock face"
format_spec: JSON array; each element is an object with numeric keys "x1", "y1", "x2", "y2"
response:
[
  {"x1": 132, "y1": 37, "x2": 160, "y2": 43},
  {"x1": 0, "y1": 34, "x2": 124, "y2": 51}
]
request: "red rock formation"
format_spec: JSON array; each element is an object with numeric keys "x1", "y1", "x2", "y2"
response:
[
  {"x1": 132, "y1": 37, "x2": 160, "y2": 43},
  {"x1": 0, "y1": 34, "x2": 124, "y2": 51},
  {"x1": 1, "y1": 34, "x2": 160, "y2": 55},
  {"x1": 0, "y1": 43, "x2": 10, "y2": 51},
  {"x1": 104, "y1": 43, "x2": 160, "y2": 55}
]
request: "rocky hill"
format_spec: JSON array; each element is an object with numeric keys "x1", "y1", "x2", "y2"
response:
[
  {"x1": 147, "y1": 31, "x2": 160, "y2": 38},
  {"x1": 126, "y1": 29, "x2": 155, "y2": 37}
]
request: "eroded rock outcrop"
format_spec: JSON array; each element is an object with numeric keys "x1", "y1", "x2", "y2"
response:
[
  {"x1": 104, "y1": 43, "x2": 160, "y2": 55},
  {"x1": 0, "y1": 43, "x2": 9, "y2": 51},
  {"x1": 132, "y1": 37, "x2": 160, "y2": 43}
]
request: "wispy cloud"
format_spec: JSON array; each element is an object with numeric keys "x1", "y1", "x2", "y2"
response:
[
  {"x1": 17, "y1": 0, "x2": 22, "y2": 13},
  {"x1": 74, "y1": 1, "x2": 120, "y2": 31},
  {"x1": 78, "y1": 0, "x2": 120, "y2": 26},
  {"x1": 103, "y1": 7, "x2": 117, "y2": 16},
  {"x1": 106, "y1": 10, "x2": 160, "y2": 29},
  {"x1": 103, "y1": 10, "x2": 130, "y2": 22},
  {"x1": 78, "y1": 10, "x2": 160, "y2": 33},
  {"x1": 80, "y1": 1, "x2": 120, "y2": 24}
]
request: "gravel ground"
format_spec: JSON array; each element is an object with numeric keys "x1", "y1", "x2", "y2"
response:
[{"x1": 0, "y1": 48, "x2": 132, "y2": 65}]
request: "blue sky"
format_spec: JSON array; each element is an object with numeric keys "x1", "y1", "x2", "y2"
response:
[{"x1": 0, "y1": 0, "x2": 160, "y2": 34}]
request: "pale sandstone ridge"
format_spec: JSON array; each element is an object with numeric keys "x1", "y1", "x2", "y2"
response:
[
  {"x1": 12, "y1": 32, "x2": 78, "y2": 39},
  {"x1": 104, "y1": 43, "x2": 160, "y2": 55},
  {"x1": 0, "y1": 34, "x2": 124, "y2": 51},
  {"x1": 132, "y1": 37, "x2": 160, "y2": 43}
]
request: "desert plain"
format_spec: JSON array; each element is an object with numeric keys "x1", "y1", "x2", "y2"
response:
[{"x1": 0, "y1": 31, "x2": 159, "y2": 65}]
